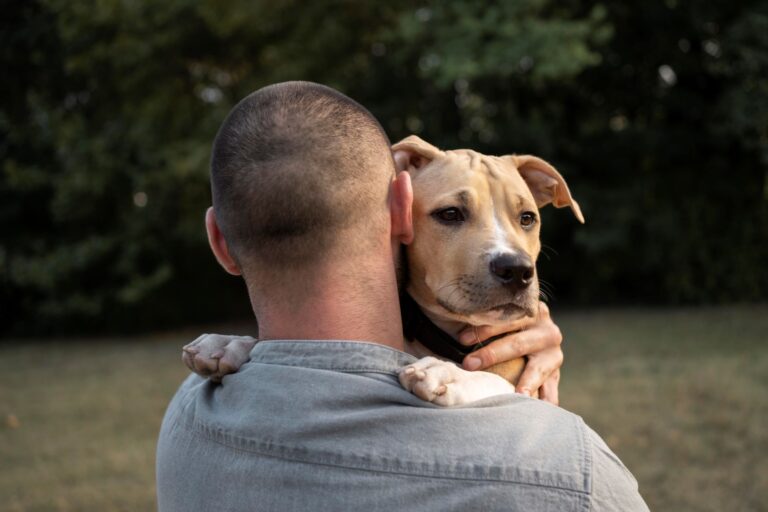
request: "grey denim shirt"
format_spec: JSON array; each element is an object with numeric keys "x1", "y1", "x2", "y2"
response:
[{"x1": 157, "y1": 340, "x2": 649, "y2": 511}]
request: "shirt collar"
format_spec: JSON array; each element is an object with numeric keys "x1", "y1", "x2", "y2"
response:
[{"x1": 249, "y1": 340, "x2": 417, "y2": 374}]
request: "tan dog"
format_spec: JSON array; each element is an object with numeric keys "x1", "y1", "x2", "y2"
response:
[
  {"x1": 183, "y1": 136, "x2": 583, "y2": 406},
  {"x1": 393, "y1": 136, "x2": 583, "y2": 404}
]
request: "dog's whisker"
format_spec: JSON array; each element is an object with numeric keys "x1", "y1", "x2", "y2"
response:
[
  {"x1": 446, "y1": 284, "x2": 467, "y2": 305},
  {"x1": 433, "y1": 278, "x2": 470, "y2": 311},
  {"x1": 538, "y1": 281, "x2": 556, "y2": 302},
  {"x1": 538, "y1": 278, "x2": 555, "y2": 290},
  {"x1": 436, "y1": 276, "x2": 464, "y2": 294},
  {"x1": 438, "y1": 280, "x2": 461, "y2": 295},
  {"x1": 541, "y1": 244, "x2": 559, "y2": 256},
  {"x1": 540, "y1": 244, "x2": 560, "y2": 262}
]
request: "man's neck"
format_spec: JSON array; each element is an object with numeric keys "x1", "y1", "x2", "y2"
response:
[{"x1": 249, "y1": 260, "x2": 406, "y2": 352}]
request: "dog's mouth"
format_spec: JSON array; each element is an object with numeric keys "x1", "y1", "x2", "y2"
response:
[
  {"x1": 486, "y1": 301, "x2": 538, "y2": 319},
  {"x1": 488, "y1": 302, "x2": 526, "y2": 314},
  {"x1": 427, "y1": 272, "x2": 539, "y2": 322},
  {"x1": 436, "y1": 296, "x2": 534, "y2": 320}
]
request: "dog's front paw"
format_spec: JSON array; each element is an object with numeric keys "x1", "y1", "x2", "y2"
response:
[
  {"x1": 182, "y1": 334, "x2": 256, "y2": 382},
  {"x1": 398, "y1": 356, "x2": 515, "y2": 406}
]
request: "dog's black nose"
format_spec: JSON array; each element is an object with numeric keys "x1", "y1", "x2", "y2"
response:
[{"x1": 489, "y1": 253, "x2": 534, "y2": 289}]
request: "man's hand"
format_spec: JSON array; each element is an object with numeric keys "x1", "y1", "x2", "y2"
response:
[{"x1": 457, "y1": 302, "x2": 564, "y2": 405}]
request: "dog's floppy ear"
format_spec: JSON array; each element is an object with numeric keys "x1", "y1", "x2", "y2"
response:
[
  {"x1": 392, "y1": 135, "x2": 442, "y2": 172},
  {"x1": 507, "y1": 155, "x2": 585, "y2": 224}
]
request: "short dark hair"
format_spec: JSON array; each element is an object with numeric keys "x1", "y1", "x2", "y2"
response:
[{"x1": 211, "y1": 81, "x2": 394, "y2": 269}]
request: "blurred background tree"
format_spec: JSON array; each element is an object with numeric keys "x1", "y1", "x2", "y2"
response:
[{"x1": 1, "y1": 0, "x2": 766, "y2": 335}]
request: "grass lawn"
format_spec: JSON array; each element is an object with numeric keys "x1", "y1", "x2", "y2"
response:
[{"x1": 1, "y1": 306, "x2": 767, "y2": 511}]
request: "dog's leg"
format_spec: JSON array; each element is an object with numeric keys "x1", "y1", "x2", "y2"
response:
[
  {"x1": 398, "y1": 356, "x2": 516, "y2": 406},
  {"x1": 182, "y1": 334, "x2": 256, "y2": 382}
]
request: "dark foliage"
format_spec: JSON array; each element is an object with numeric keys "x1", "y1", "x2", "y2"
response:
[{"x1": 2, "y1": 0, "x2": 766, "y2": 335}]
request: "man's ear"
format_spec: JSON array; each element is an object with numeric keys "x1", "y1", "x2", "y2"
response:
[
  {"x1": 506, "y1": 155, "x2": 585, "y2": 224},
  {"x1": 205, "y1": 207, "x2": 242, "y2": 275},
  {"x1": 392, "y1": 135, "x2": 442, "y2": 172},
  {"x1": 390, "y1": 171, "x2": 414, "y2": 245}
]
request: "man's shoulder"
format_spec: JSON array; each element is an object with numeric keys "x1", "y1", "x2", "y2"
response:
[
  {"x1": 158, "y1": 373, "x2": 206, "y2": 431},
  {"x1": 158, "y1": 345, "x2": 647, "y2": 510},
  {"x1": 458, "y1": 394, "x2": 594, "y2": 479}
]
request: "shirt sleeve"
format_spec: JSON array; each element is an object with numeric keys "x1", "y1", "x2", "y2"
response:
[{"x1": 587, "y1": 428, "x2": 650, "y2": 512}]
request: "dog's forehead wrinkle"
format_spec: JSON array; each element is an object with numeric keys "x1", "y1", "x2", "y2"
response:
[
  {"x1": 489, "y1": 171, "x2": 526, "y2": 211},
  {"x1": 486, "y1": 156, "x2": 537, "y2": 208},
  {"x1": 482, "y1": 156, "x2": 503, "y2": 179},
  {"x1": 467, "y1": 151, "x2": 481, "y2": 172}
]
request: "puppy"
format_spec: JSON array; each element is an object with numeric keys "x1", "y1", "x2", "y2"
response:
[{"x1": 184, "y1": 136, "x2": 583, "y2": 406}]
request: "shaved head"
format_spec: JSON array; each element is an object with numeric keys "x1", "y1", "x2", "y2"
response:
[{"x1": 210, "y1": 82, "x2": 395, "y2": 274}]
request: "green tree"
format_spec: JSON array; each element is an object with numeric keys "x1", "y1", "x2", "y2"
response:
[{"x1": 2, "y1": 0, "x2": 766, "y2": 335}]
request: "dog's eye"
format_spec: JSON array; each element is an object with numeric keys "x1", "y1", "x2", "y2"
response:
[
  {"x1": 520, "y1": 211, "x2": 537, "y2": 228},
  {"x1": 433, "y1": 207, "x2": 466, "y2": 224}
]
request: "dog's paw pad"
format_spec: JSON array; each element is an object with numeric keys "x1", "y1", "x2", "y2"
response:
[
  {"x1": 398, "y1": 356, "x2": 516, "y2": 406},
  {"x1": 182, "y1": 334, "x2": 257, "y2": 380},
  {"x1": 398, "y1": 357, "x2": 463, "y2": 405}
]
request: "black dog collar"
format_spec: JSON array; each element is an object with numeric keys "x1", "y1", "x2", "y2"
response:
[{"x1": 400, "y1": 293, "x2": 481, "y2": 364}]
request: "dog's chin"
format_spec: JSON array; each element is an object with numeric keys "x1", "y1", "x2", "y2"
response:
[
  {"x1": 490, "y1": 302, "x2": 530, "y2": 317},
  {"x1": 465, "y1": 303, "x2": 530, "y2": 326},
  {"x1": 435, "y1": 297, "x2": 535, "y2": 326}
]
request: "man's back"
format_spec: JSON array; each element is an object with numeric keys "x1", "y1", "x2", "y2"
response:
[{"x1": 157, "y1": 341, "x2": 648, "y2": 511}]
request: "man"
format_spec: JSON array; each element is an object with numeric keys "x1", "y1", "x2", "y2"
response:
[{"x1": 157, "y1": 81, "x2": 648, "y2": 511}]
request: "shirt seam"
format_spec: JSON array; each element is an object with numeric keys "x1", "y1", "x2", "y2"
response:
[
  {"x1": 188, "y1": 419, "x2": 590, "y2": 495},
  {"x1": 246, "y1": 361, "x2": 403, "y2": 374}
]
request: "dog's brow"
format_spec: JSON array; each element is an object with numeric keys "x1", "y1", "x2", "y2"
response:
[{"x1": 434, "y1": 189, "x2": 473, "y2": 207}]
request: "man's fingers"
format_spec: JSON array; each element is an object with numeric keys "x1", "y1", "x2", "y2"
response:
[
  {"x1": 515, "y1": 347, "x2": 563, "y2": 397},
  {"x1": 464, "y1": 328, "x2": 548, "y2": 370},
  {"x1": 458, "y1": 318, "x2": 531, "y2": 346},
  {"x1": 458, "y1": 302, "x2": 553, "y2": 346},
  {"x1": 456, "y1": 301, "x2": 564, "y2": 402},
  {"x1": 538, "y1": 369, "x2": 560, "y2": 406}
]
